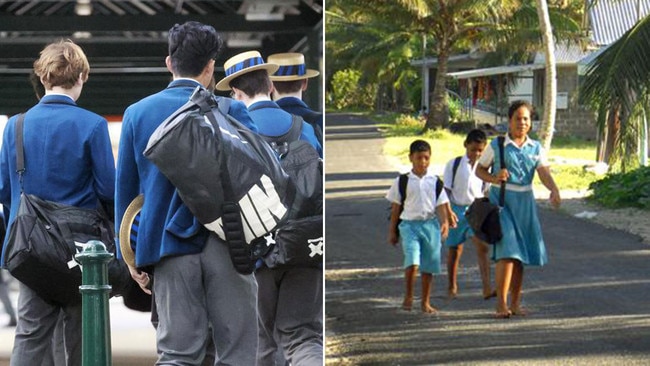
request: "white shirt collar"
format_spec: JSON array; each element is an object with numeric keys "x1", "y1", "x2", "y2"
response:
[
  {"x1": 43, "y1": 92, "x2": 75, "y2": 102},
  {"x1": 504, "y1": 133, "x2": 535, "y2": 148}
]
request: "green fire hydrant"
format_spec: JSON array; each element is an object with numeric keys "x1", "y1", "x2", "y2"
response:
[{"x1": 76, "y1": 240, "x2": 113, "y2": 366}]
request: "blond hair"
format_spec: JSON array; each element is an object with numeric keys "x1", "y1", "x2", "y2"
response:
[{"x1": 33, "y1": 40, "x2": 90, "y2": 89}]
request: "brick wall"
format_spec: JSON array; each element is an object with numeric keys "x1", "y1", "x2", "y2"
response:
[{"x1": 554, "y1": 108, "x2": 598, "y2": 140}]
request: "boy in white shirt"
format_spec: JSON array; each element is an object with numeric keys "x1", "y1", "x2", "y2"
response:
[
  {"x1": 443, "y1": 129, "x2": 495, "y2": 300},
  {"x1": 387, "y1": 140, "x2": 450, "y2": 314}
]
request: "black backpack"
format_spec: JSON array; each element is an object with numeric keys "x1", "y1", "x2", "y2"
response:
[
  {"x1": 300, "y1": 110, "x2": 323, "y2": 146},
  {"x1": 256, "y1": 117, "x2": 324, "y2": 268}
]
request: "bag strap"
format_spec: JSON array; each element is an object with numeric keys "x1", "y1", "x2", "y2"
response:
[
  {"x1": 259, "y1": 115, "x2": 303, "y2": 156},
  {"x1": 398, "y1": 173, "x2": 408, "y2": 211},
  {"x1": 435, "y1": 176, "x2": 443, "y2": 199},
  {"x1": 497, "y1": 136, "x2": 506, "y2": 207},
  {"x1": 450, "y1": 156, "x2": 462, "y2": 189},
  {"x1": 191, "y1": 87, "x2": 255, "y2": 274},
  {"x1": 15, "y1": 113, "x2": 26, "y2": 191}
]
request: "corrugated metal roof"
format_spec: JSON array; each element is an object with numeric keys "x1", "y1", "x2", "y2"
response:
[
  {"x1": 533, "y1": 43, "x2": 590, "y2": 65},
  {"x1": 447, "y1": 64, "x2": 544, "y2": 79},
  {"x1": 590, "y1": 0, "x2": 650, "y2": 46}
]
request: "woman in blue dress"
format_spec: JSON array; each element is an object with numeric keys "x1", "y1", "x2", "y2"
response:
[{"x1": 475, "y1": 100, "x2": 561, "y2": 318}]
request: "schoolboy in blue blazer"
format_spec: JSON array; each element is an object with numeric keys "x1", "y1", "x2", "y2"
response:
[
  {"x1": 0, "y1": 40, "x2": 115, "y2": 366},
  {"x1": 115, "y1": 22, "x2": 259, "y2": 365},
  {"x1": 268, "y1": 52, "x2": 323, "y2": 136},
  {"x1": 216, "y1": 50, "x2": 323, "y2": 366}
]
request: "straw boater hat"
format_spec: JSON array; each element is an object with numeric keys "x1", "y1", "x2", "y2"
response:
[
  {"x1": 215, "y1": 50, "x2": 279, "y2": 91},
  {"x1": 119, "y1": 194, "x2": 144, "y2": 268},
  {"x1": 267, "y1": 53, "x2": 320, "y2": 81}
]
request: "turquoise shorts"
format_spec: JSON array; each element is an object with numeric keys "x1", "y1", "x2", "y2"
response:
[
  {"x1": 398, "y1": 219, "x2": 441, "y2": 274},
  {"x1": 445, "y1": 204, "x2": 473, "y2": 247}
]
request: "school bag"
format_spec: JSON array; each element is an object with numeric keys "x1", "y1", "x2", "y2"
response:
[
  {"x1": 301, "y1": 110, "x2": 323, "y2": 146},
  {"x1": 390, "y1": 172, "x2": 443, "y2": 240},
  {"x1": 450, "y1": 156, "x2": 462, "y2": 188},
  {"x1": 465, "y1": 136, "x2": 506, "y2": 244},
  {"x1": 143, "y1": 87, "x2": 295, "y2": 274},
  {"x1": 255, "y1": 116, "x2": 324, "y2": 268}
]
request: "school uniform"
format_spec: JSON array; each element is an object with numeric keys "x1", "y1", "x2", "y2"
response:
[
  {"x1": 249, "y1": 100, "x2": 323, "y2": 157},
  {"x1": 0, "y1": 94, "x2": 115, "y2": 366},
  {"x1": 385, "y1": 170, "x2": 450, "y2": 274},
  {"x1": 250, "y1": 99, "x2": 323, "y2": 366},
  {"x1": 443, "y1": 155, "x2": 485, "y2": 247},
  {"x1": 478, "y1": 135, "x2": 549, "y2": 266},
  {"x1": 276, "y1": 96, "x2": 323, "y2": 132},
  {"x1": 116, "y1": 79, "x2": 259, "y2": 365}
]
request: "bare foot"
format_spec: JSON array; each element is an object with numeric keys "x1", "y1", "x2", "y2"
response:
[
  {"x1": 422, "y1": 303, "x2": 438, "y2": 314},
  {"x1": 510, "y1": 306, "x2": 529, "y2": 316},
  {"x1": 483, "y1": 289, "x2": 497, "y2": 300},
  {"x1": 448, "y1": 288, "x2": 458, "y2": 299},
  {"x1": 495, "y1": 304, "x2": 511, "y2": 319},
  {"x1": 402, "y1": 298, "x2": 413, "y2": 311}
]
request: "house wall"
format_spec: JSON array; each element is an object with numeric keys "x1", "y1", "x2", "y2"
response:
[{"x1": 552, "y1": 66, "x2": 598, "y2": 140}]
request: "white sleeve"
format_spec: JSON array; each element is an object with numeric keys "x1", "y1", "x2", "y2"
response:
[
  {"x1": 385, "y1": 177, "x2": 401, "y2": 204},
  {"x1": 436, "y1": 187, "x2": 449, "y2": 206},
  {"x1": 442, "y1": 159, "x2": 454, "y2": 189},
  {"x1": 478, "y1": 143, "x2": 495, "y2": 168},
  {"x1": 537, "y1": 145, "x2": 549, "y2": 167}
]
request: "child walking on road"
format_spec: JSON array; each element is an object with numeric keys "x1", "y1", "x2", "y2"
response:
[
  {"x1": 443, "y1": 129, "x2": 495, "y2": 300},
  {"x1": 387, "y1": 140, "x2": 450, "y2": 314}
]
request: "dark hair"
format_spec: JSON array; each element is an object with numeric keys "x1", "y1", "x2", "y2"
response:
[
  {"x1": 465, "y1": 129, "x2": 487, "y2": 145},
  {"x1": 272, "y1": 79, "x2": 304, "y2": 94},
  {"x1": 167, "y1": 21, "x2": 223, "y2": 77},
  {"x1": 230, "y1": 69, "x2": 272, "y2": 98},
  {"x1": 409, "y1": 139, "x2": 431, "y2": 155},
  {"x1": 508, "y1": 100, "x2": 534, "y2": 120}
]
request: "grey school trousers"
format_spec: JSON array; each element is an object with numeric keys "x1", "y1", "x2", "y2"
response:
[
  {"x1": 10, "y1": 283, "x2": 81, "y2": 366},
  {"x1": 256, "y1": 266, "x2": 323, "y2": 366},
  {"x1": 153, "y1": 233, "x2": 258, "y2": 365}
]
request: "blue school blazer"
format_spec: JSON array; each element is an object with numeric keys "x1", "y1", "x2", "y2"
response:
[
  {"x1": 248, "y1": 100, "x2": 322, "y2": 157},
  {"x1": 115, "y1": 79, "x2": 257, "y2": 268},
  {"x1": 0, "y1": 94, "x2": 116, "y2": 265}
]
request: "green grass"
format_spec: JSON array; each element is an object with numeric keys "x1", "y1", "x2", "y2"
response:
[{"x1": 375, "y1": 112, "x2": 601, "y2": 191}]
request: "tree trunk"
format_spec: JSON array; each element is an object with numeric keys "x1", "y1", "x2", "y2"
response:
[
  {"x1": 424, "y1": 46, "x2": 450, "y2": 131},
  {"x1": 601, "y1": 105, "x2": 620, "y2": 164},
  {"x1": 536, "y1": 0, "x2": 557, "y2": 151}
]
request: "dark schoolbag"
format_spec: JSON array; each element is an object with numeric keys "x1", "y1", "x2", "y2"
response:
[
  {"x1": 256, "y1": 116, "x2": 323, "y2": 268},
  {"x1": 390, "y1": 172, "x2": 443, "y2": 239},
  {"x1": 144, "y1": 87, "x2": 295, "y2": 274},
  {"x1": 300, "y1": 110, "x2": 323, "y2": 146},
  {"x1": 450, "y1": 156, "x2": 462, "y2": 188}
]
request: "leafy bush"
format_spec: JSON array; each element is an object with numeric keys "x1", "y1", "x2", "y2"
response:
[
  {"x1": 448, "y1": 97, "x2": 461, "y2": 122},
  {"x1": 588, "y1": 166, "x2": 650, "y2": 209},
  {"x1": 329, "y1": 69, "x2": 376, "y2": 110}
]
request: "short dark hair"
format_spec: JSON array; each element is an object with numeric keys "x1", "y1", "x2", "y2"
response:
[
  {"x1": 508, "y1": 100, "x2": 534, "y2": 120},
  {"x1": 272, "y1": 79, "x2": 304, "y2": 94},
  {"x1": 167, "y1": 21, "x2": 223, "y2": 77},
  {"x1": 465, "y1": 129, "x2": 487, "y2": 145},
  {"x1": 230, "y1": 69, "x2": 272, "y2": 98},
  {"x1": 409, "y1": 139, "x2": 431, "y2": 155}
]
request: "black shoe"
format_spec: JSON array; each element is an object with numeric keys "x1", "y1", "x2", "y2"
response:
[{"x1": 7, "y1": 318, "x2": 16, "y2": 327}]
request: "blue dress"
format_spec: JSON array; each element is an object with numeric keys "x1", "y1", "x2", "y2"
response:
[{"x1": 488, "y1": 137, "x2": 547, "y2": 266}]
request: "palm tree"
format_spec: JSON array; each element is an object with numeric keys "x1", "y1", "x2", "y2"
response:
[
  {"x1": 536, "y1": 0, "x2": 557, "y2": 151},
  {"x1": 579, "y1": 12, "x2": 650, "y2": 171},
  {"x1": 327, "y1": 1, "x2": 584, "y2": 132}
]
